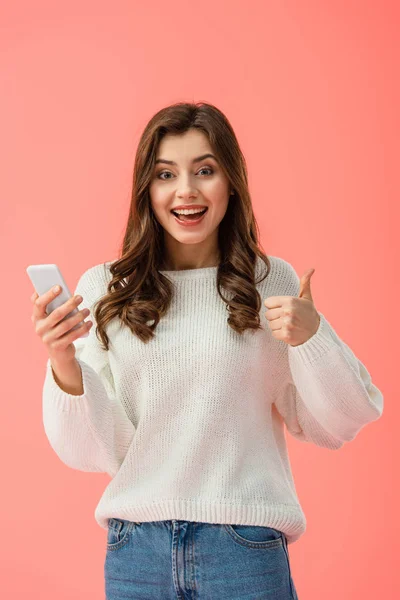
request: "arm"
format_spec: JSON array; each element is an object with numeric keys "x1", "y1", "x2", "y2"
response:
[
  {"x1": 271, "y1": 260, "x2": 384, "y2": 448},
  {"x1": 42, "y1": 263, "x2": 135, "y2": 476},
  {"x1": 50, "y1": 357, "x2": 84, "y2": 396}
]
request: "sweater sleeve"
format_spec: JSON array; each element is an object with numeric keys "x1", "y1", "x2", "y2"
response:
[
  {"x1": 271, "y1": 260, "x2": 384, "y2": 449},
  {"x1": 42, "y1": 263, "x2": 135, "y2": 476}
]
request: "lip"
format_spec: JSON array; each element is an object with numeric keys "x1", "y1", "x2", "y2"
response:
[
  {"x1": 170, "y1": 204, "x2": 207, "y2": 211},
  {"x1": 171, "y1": 208, "x2": 208, "y2": 227}
]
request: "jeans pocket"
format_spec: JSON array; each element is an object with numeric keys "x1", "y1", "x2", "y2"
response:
[
  {"x1": 106, "y1": 518, "x2": 136, "y2": 552},
  {"x1": 224, "y1": 524, "x2": 284, "y2": 549},
  {"x1": 281, "y1": 532, "x2": 299, "y2": 600}
]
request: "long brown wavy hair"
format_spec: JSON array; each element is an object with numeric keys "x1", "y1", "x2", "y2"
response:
[{"x1": 93, "y1": 101, "x2": 272, "y2": 350}]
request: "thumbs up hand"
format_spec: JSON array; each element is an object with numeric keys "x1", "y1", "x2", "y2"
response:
[{"x1": 264, "y1": 268, "x2": 321, "y2": 347}]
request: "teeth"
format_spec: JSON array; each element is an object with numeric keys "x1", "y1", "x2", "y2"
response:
[{"x1": 173, "y1": 208, "x2": 207, "y2": 215}]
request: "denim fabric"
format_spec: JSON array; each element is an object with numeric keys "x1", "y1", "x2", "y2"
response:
[{"x1": 104, "y1": 518, "x2": 299, "y2": 599}]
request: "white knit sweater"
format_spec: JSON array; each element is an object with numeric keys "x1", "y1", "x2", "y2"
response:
[{"x1": 42, "y1": 255, "x2": 383, "y2": 544}]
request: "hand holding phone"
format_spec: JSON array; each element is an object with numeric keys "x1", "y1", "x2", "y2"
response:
[{"x1": 27, "y1": 264, "x2": 93, "y2": 365}]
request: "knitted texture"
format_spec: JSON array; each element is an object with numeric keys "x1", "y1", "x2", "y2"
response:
[{"x1": 42, "y1": 255, "x2": 383, "y2": 544}]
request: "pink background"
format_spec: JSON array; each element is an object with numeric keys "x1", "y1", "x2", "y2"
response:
[{"x1": 1, "y1": 1, "x2": 397, "y2": 598}]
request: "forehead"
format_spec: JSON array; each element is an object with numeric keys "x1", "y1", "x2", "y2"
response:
[{"x1": 156, "y1": 129, "x2": 212, "y2": 159}]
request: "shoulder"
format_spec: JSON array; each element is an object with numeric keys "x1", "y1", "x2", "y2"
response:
[
  {"x1": 256, "y1": 255, "x2": 300, "y2": 296},
  {"x1": 74, "y1": 260, "x2": 114, "y2": 303},
  {"x1": 82, "y1": 260, "x2": 114, "y2": 282}
]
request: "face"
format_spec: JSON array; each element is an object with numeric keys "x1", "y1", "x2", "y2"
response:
[{"x1": 149, "y1": 129, "x2": 232, "y2": 268}]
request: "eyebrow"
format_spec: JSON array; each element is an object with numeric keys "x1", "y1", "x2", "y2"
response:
[{"x1": 155, "y1": 153, "x2": 218, "y2": 166}]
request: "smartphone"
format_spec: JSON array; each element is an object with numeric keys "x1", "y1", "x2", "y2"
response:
[{"x1": 26, "y1": 264, "x2": 89, "y2": 338}]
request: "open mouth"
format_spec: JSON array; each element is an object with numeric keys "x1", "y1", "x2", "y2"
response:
[{"x1": 171, "y1": 207, "x2": 208, "y2": 222}]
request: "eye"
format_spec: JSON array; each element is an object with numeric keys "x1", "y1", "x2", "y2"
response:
[
  {"x1": 157, "y1": 171, "x2": 172, "y2": 180},
  {"x1": 157, "y1": 167, "x2": 214, "y2": 180},
  {"x1": 199, "y1": 167, "x2": 214, "y2": 176}
]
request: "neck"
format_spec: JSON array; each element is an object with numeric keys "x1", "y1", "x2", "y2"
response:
[{"x1": 161, "y1": 253, "x2": 221, "y2": 271}]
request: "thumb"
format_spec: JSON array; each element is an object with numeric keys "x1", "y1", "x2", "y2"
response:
[{"x1": 298, "y1": 268, "x2": 315, "y2": 302}]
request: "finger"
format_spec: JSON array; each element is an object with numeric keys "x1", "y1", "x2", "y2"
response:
[
  {"x1": 269, "y1": 319, "x2": 284, "y2": 332},
  {"x1": 264, "y1": 296, "x2": 291, "y2": 309},
  {"x1": 55, "y1": 318, "x2": 93, "y2": 346},
  {"x1": 264, "y1": 307, "x2": 283, "y2": 321},
  {"x1": 32, "y1": 285, "x2": 63, "y2": 319},
  {"x1": 45, "y1": 307, "x2": 91, "y2": 344}
]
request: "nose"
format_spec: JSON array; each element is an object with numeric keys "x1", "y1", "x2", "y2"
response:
[
  {"x1": 176, "y1": 176, "x2": 199, "y2": 200},
  {"x1": 176, "y1": 189, "x2": 198, "y2": 201}
]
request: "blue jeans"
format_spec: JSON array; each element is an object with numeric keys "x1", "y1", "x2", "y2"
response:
[{"x1": 104, "y1": 518, "x2": 299, "y2": 599}]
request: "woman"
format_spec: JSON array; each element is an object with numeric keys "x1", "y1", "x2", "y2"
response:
[{"x1": 37, "y1": 102, "x2": 383, "y2": 599}]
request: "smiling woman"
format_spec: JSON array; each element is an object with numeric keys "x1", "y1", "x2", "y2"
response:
[{"x1": 41, "y1": 100, "x2": 383, "y2": 600}]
